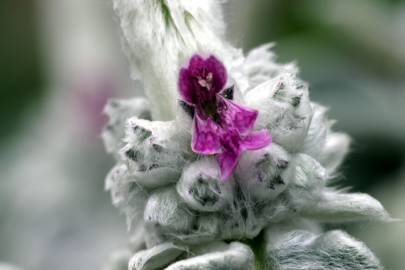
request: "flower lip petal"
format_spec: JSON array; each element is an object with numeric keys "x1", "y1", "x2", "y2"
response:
[
  {"x1": 217, "y1": 149, "x2": 240, "y2": 181},
  {"x1": 241, "y1": 130, "x2": 272, "y2": 150},
  {"x1": 217, "y1": 96, "x2": 258, "y2": 134},
  {"x1": 192, "y1": 113, "x2": 222, "y2": 155}
]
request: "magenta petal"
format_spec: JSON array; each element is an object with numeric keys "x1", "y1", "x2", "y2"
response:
[
  {"x1": 241, "y1": 130, "x2": 272, "y2": 150},
  {"x1": 206, "y1": 55, "x2": 227, "y2": 93},
  {"x1": 218, "y1": 97, "x2": 258, "y2": 133},
  {"x1": 217, "y1": 149, "x2": 240, "y2": 181},
  {"x1": 192, "y1": 113, "x2": 222, "y2": 154},
  {"x1": 178, "y1": 68, "x2": 196, "y2": 104},
  {"x1": 188, "y1": 54, "x2": 205, "y2": 73}
]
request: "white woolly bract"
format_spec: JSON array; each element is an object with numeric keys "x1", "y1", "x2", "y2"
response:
[
  {"x1": 120, "y1": 118, "x2": 191, "y2": 189},
  {"x1": 245, "y1": 72, "x2": 313, "y2": 152},
  {"x1": 242, "y1": 43, "x2": 298, "y2": 91},
  {"x1": 144, "y1": 187, "x2": 195, "y2": 234},
  {"x1": 165, "y1": 242, "x2": 255, "y2": 270},
  {"x1": 128, "y1": 242, "x2": 186, "y2": 270},
  {"x1": 105, "y1": 163, "x2": 148, "y2": 229},
  {"x1": 102, "y1": 97, "x2": 150, "y2": 156},
  {"x1": 177, "y1": 158, "x2": 235, "y2": 212},
  {"x1": 235, "y1": 143, "x2": 290, "y2": 201}
]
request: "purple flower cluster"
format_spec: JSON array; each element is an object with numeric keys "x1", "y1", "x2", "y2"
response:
[{"x1": 178, "y1": 54, "x2": 271, "y2": 180}]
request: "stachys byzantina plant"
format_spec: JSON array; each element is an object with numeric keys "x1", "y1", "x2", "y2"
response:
[{"x1": 102, "y1": 1, "x2": 392, "y2": 269}]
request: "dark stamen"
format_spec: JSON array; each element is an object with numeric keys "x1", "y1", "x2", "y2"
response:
[{"x1": 220, "y1": 85, "x2": 234, "y2": 100}]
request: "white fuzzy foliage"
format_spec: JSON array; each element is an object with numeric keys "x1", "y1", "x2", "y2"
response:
[
  {"x1": 245, "y1": 72, "x2": 313, "y2": 152},
  {"x1": 177, "y1": 158, "x2": 235, "y2": 212},
  {"x1": 235, "y1": 143, "x2": 291, "y2": 201},
  {"x1": 103, "y1": 1, "x2": 392, "y2": 269},
  {"x1": 165, "y1": 242, "x2": 255, "y2": 270},
  {"x1": 302, "y1": 103, "x2": 351, "y2": 173},
  {"x1": 265, "y1": 227, "x2": 383, "y2": 270},
  {"x1": 242, "y1": 43, "x2": 298, "y2": 91},
  {"x1": 121, "y1": 118, "x2": 191, "y2": 189},
  {"x1": 128, "y1": 242, "x2": 187, "y2": 270},
  {"x1": 102, "y1": 97, "x2": 150, "y2": 155},
  {"x1": 144, "y1": 187, "x2": 195, "y2": 234},
  {"x1": 320, "y1": 132, "x2": 351, "y2": 174},
  {"x1": 105, "y1": 163, "x2": 148, "y2": 228},
  {"x1": 302, "y1": 103, "x2": 332, "y2": 159},
  {"x1": 299, "y1": 190, "x2": 391, "y2": 223}
]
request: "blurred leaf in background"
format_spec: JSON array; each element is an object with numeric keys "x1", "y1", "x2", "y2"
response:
[{"x1": 0, "y1": 0, "x2": 45, "y2": 141}]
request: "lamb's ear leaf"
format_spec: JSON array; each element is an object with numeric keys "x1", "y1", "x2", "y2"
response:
[
  {"x1": 298, "y1": 190, "x2": 392, "y2": 223},
  {"x1": 220, "y1": 85, "x2": 234, "y2": 100},
  {"x1": 179, "y1": 100, "x2": 195, "y2": 118},
  {"x1": 128, "y1": 242, "x2": 186, "y2": 270},
  {"x1": 265, "y1": 228, "x2": 383, "y2": 270},
  {"x1": 165, "y1": 242, "x2": 255, "y2": 270}
]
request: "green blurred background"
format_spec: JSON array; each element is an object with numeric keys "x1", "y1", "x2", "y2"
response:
[
  {"x1": 0, "y1": 0, "x2": 44, "y2": 141},
  {"x1": 0, "y1": 0, "x2": 404, "y2": 269}
]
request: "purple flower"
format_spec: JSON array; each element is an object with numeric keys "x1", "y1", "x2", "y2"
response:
[{"x1": 178, "y1": 54, "x2": 271, "y2": 180}]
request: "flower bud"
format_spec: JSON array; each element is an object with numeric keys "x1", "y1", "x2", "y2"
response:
[
  {"x1": 302, "y1": 103, "x2": 331, "y2": 159},
  {"x1": 243, "y1": 43, "x2": 298, "y2": 90},
  {"x1": 172, "y1": 214, "x2": 220, "y2": 245},
  {"x1": 177, "y1": 159, "x2": 234, "y2": 212},
  {"x1": 144, "y1": 188, "x2": 195, "y2": 234},
  {"x1": 105, "y1": 163, "x2": 148, "y2": 228},
  {"x1": 121, "y1": 118, "x2": 191, "y2": 188},
  {"x1": 235, "y1": 143, "x2": 290, "y2": 201},
  {"x1": 102, "y1": 97, "x2": 150, "y2": 156},
  {"x1": 245, "y1": 73, "x2": 312, "y2": 152}
]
